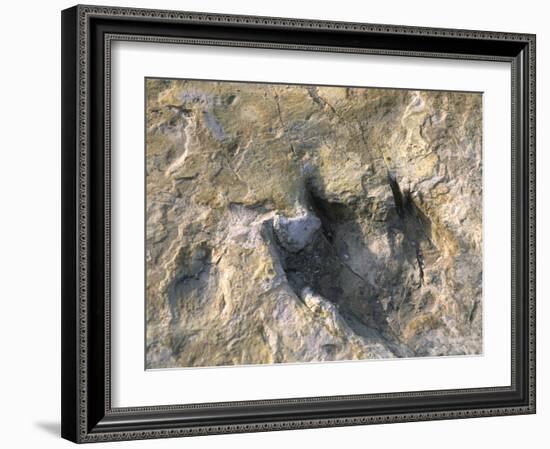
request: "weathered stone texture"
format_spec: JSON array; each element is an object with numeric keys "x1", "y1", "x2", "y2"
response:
[{"x1": 145, "y1": 79, "x2": 482, "y2": 369}]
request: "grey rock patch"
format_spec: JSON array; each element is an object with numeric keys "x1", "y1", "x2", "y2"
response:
[{"x1": 273, "y1": 211, "x2": 322, "y2": 253}]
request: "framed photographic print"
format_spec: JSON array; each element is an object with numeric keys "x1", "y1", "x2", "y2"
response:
[{"x1": 61, "y1": 4, "x2": 536, "y2": 443}]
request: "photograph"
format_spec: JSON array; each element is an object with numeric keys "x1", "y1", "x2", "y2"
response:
[{"x1": 145, "y1": 79, "x2": 484, "y2": 369}]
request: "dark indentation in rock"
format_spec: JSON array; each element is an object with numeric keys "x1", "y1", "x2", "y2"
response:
[
  {"x1": 226, "y1": 141, "x2": 239, "y2": 158},
  {"x1": 306, "y1": 87, "x2": 324, "y2": 108},
  {"x1": 174, "y1": 173, "x2": 199, "y2": 182},
  {"x1": 155, "y1": 109, "x2": 190, "y2": 136},
  {"x1": 164, "y1": 104, "x2": 193, "y2": 116},
  {"x1": 273, "y1": 182, "x2": 395, "y2": 345},
  {"x1": 269, "y1": 175, "x2": 444, "y2": 357},
  {"x1": 387, "y1": 174, "x2": 436, "y2": 285},
  {"x1": 388, "y1": 174, "x2": 404, "y2": 218},
  {"x1": 322, "y1": 344, "x2": 338, "y2": 357},
  {"x1": 228, "y1": 200, "x2": 274, "y2": 215},
  {"x1": 306, "y1": 184, "x2": 355, "y2": 243},
  {"x1": 469, "y1": 300, "x2": 479, "y2": 324}
]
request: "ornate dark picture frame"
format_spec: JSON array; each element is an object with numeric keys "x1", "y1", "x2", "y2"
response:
[{"x1": 61, "y1": 4, "x2": 536, "y2": 443}]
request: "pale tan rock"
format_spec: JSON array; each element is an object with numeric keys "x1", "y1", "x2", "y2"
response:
[{"x1": 145, "y1": 79, "x2": 482, "y2": 368}]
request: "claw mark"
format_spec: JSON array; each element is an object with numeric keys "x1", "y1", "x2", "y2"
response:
[{"x1": 387, "y1": 173, "x2": 434, "y2": 285}]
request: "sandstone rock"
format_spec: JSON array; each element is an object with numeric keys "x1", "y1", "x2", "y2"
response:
[{"x1": 145, "y1": 79, "x2": 483, "y2": 369}]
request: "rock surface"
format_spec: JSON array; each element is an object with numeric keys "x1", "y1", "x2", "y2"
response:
[{"x1": 145, "y1": 79, "x2": 483, "y2": 369}]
